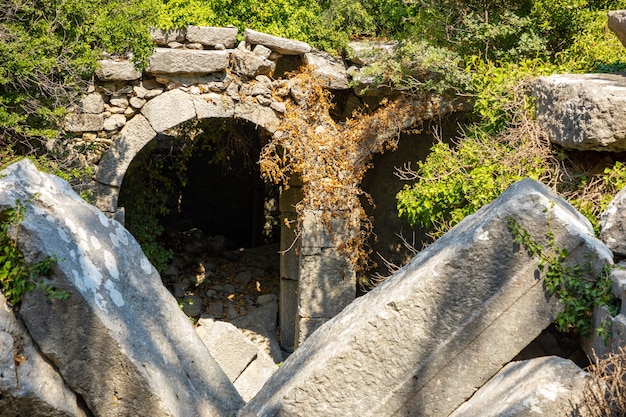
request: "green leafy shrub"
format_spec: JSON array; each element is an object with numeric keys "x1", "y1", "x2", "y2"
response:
[
  {"x1": 508, "y1": 215, "x2": 619, "y2": 337},
  {"x1": 0, "y1": 0, "x2": 157, "y2": 146},
  {"x1": 357, "y1": 40, "x2": 473, "y2": 96},
  {"x1": 0, "y1": 199, "x2": 66, "y2": 305}
]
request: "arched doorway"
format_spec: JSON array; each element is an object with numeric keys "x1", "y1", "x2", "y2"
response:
[{"x1": 117, "y1": 118, "x2": 281, "y2": 356}]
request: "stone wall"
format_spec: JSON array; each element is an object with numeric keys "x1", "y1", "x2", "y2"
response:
[{"x1": 66, "y1": 26, "x2": 467, "y2": 348}]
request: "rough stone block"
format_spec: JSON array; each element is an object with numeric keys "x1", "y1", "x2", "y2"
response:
[
  {"x1": 186, "y1": 26, "x2": 238, "y2": 48},
  {"x1": 0, "y1": 160, "x2": 243, "y2": 417},
  {"x1": 279, "y1": 278, "x2": 298, "y2": 351},
  {"x1": 141, "y1": 89, "x2": 196, "y2": 133},
  {"x1": 64, "y1": 113, "x2": 104, "y2": 133},
  {"x1": 195, "y1": 319, "x2": 258, "y2": 382},
  {"x1": 232, "y1": 49, "x2": 276, "y2": 78},
  {"x1": 95, "y1": 114, "x2": 156, "y2": 187},
  {"x1": 150, "y1": 28, "x2": 186, "y2": 46},
  {"x1": 0, "y1": 293, "x2": 89, "y2": 417},
  {"x1": 234, "y1": 97, "x2": 280, "y2": 133},
  {"x1": 79, "y1": 93, "x2": 105, "y2": 114},
  {"x1": 346, "y1": 40, "x2": 397, "y2": 65},
  {"x1": 609, "y1": 11, "x2": 626, "y2": 48},
  {"x1": 294, "y1": 316, "x2": 326, "y2": 348},
  {"x1": 89, "y1": 182, "x2": 120, "y2": 213},
  {"x1": 583, "y1": 261, "x2": 626, "y2": 360},
  {"x1": 95, "y1": 59, "x2": 142, "y2": 81},
  {"x1": 240, "y1": 179, "x2": 611, "y2": 417},
  {"x1": 233, "y1": 352, "x2": 278, "y2": 402},
  {"x1": 300, "y1": 209, "x2": 359, "y2": 251},
  {"x1": 449, "y1": 357, "x2": 589, "y2": 417},
  {"x1": 600, "y1": 186, "x2": 626, "y2": 256},
  {"x1": 244, "y1": 29, "x2": 311, "y2": 55},
  {"x1": 193, "y1": 93, "x2": 235, "y2": 119},
  {"x1": 147, "y1": 48, "x2": 230, "y2": 75},
  {"x1": 303, "y1": 51, "x2": 349, "y2": 90},
  {"x1": 532, "y1": 73, "x2": 626, "y2": 151},
  {"x1": 298, "y1": 250, "x2": 355, "y2": 318}
]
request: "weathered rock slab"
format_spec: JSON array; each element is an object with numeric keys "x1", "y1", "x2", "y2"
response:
[
  {"x1": 95, "y1": 114, "x2": 156, "y2": 186},
  {"x1": 0, "y1": 160, "x2": 243, "y2": 417},
  {"x1": 600, "y1": 185, "x2": 626, "y2": 257},
  {"x1": 609, "y1": 10, "x2": 626, "y2": 48},
  {"x1": 0, "y1": 293, "x2": 89, "y2": 417},
  {"x1": 196, "y1": 319, "x2": 258, "y2": 382},
  {"x1": 449, "y1": 357, "x2": 589, "y2": 417},
  {"x1": 147, "y1": 48, "x2": 230, "y2": 75},
  {"x1": 186, "y1": 26, "x2": 238, "y2": 48},
  {"x1": 244, "y1": 29, "x2": 311, "y2": 55},
  {"x1": 303, "y1": 51, "x2": 349, "y2": 90},
  {"x1": 141, "y1": 89, "x2": 196, "y2": 133},
  {"x1": 532, "y1": 73, "x2": 626, "y2": 151},
  {"x1": 240, "y1": 178, "x2": 611, "y2": 417},
  {"x1": 150, "y1": 28, "x2": 186, "y2": 46},
  {"x1": 346, "y1": 40, "x2": 396, "y2": 65},
  {"x1": 96, "y1": 59, "x2": 142, "y2": 81},
  {"x1": 64, "y1": 113, "x2": 104, "y2": 133}
]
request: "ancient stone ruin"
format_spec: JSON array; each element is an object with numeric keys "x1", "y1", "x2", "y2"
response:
[
  {"x1": 67, "y1": 25, "x2": 469, "y2": 351},
  {"x1": 6, "y1": 12, "x2": 626, "y2": 416}
]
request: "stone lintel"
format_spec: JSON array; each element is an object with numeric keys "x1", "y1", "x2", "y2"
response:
[
  {"x1": 244, "y1": 29, "x2": 311, "y2": 55},
  {"x1": 186, "y1": 26, "x2": 238, "y2": 48},
  {"x1": 147, "y1": 48, "x2": 230, "y2": 75}
]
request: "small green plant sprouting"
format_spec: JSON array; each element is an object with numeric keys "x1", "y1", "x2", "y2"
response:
[
  {"x1": 507, "y1": 213, "x2": 619, "y2": 339},
  {"x1": 0, "y1": 199, "x2": 68, "y2": 305}
]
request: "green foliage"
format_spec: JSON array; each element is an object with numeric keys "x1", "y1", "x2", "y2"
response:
[
  {"x1": 397, "y1": 2, "x2": 626, "y2": 238},
  {"x1": 0, "y1": 199, "x2": 67, "y2": 305},
  {"x1": 397, "y1": 130, "x2": 548, "y2": 238},
  {"x1": 508, "y1": 215, "x2": 619, "y2": 337},
  {"x1": 0, "y1": 0, "x2": 157, "y2": 148},
  {"x1": 157, "y1": 0, "x2": 322, "y2": 45},
  {"x1": 357, "y1": 40, "x2": 473, "y2": 96}
]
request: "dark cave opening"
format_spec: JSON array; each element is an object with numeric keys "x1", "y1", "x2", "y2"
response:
[{"x1": 118, "y1": 118, "x2": 281, "y2": 261}]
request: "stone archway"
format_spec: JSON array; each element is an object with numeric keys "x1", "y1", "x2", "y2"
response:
[
  {"x1": 68, "y1": 26, "x2": 469, "y2": 350},
  {"x1": 91, "y1": 88, "x2": 280, "y2": 217}
]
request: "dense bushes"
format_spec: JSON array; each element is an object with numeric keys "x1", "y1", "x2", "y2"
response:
[
  {"x1": 396, "y1": 1, "x2": 626, "y2": 240},
  {"x1": 0, "y1": 0, "x2": 157, "y2": 153}
]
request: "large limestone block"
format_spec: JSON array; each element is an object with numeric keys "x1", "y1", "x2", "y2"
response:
[
  {"x1": 193, "y1": 93, "x2": 235, "y2": 119},
  {"x1": 449, "y1": 357, "x2": 590, "y2": 417},
  {"x1": 141, "y1": 89, "x2": 196, "y2": 133},
  {"x1": 186, "y1": 26, "x2": 238, "y2": 48},
  {"x1": 64, "y1": 113, "x2": 104, "y2": 133},
  {"x1": 532, "y1": 73, "x2": 626, "y2": 151},
  {"x1": 241, "y1": 179, "x2": 612, "y2": 417},
  {"x1": 608, "y1": 11, "x2": 626, "y2": 48},
  {"x1": 303, "y1": 51, "x2": 349, "y2": 90},
  {"x1": 147, "y1": 48, "x2": 230, "y2": 75},
  {"x1": 95, "y1": 114, "x2": 157, "y2": 187},
  {"x1": 95, "y1": 59, "x2": 142, "y2": 81},
  {"x1": 244, "y1": 29, "x2": 311, "y2": 55},
  {"x1": 0, "y1": 293, "x2": 89, "y2": 417},
  {"x1": 195, "y1": 319, "x2": 258, "y2": 382},
  {"x1": 234, "y1": 97, "x2": 280, "y2": 133},
  {"x1": 0, "y1": 160, "x2": 244, "y2": 417},
  {"x1": 600, "y1": 185, "x2": 626, "y2": 256}
]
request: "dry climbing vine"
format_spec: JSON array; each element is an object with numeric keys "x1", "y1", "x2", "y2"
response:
[{"x1": 260, "y1": 66, "x2": 464, "y2": 275}]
